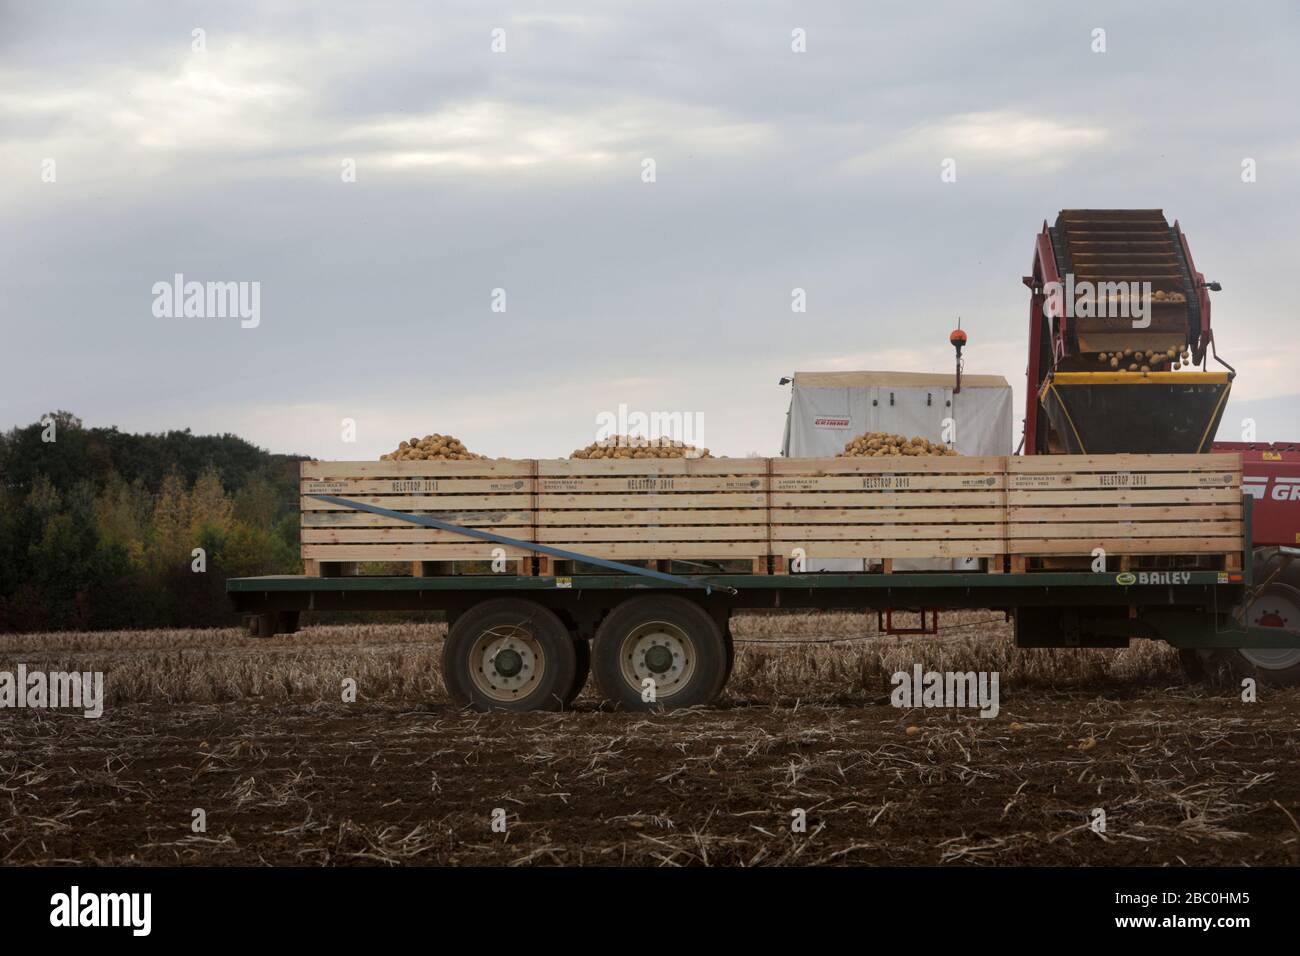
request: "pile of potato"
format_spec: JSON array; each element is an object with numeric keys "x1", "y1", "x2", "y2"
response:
[
  {"x1": 839, "y1": 432, "x2": 958, "y2": 457},
  {"x1": 570, "y1": 435, "x2": 711, "y2": 459},
  {"x1": 1097, "y1": 343, "x2": 1193, "y2": 374},
  {"x1": 380, "y1": 434, "x2": 487, "y2": 461}
]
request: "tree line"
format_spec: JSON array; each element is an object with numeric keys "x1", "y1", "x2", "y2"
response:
[{"x1": 0, "y1": 411, "x2": 303, "y2": 631}]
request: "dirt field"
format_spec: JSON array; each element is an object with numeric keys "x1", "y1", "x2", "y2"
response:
[{"x1": 2, "y1": 613, "x2": 1298, "y2": 866}]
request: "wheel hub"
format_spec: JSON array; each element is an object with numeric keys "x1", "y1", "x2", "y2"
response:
[
  {"x1": 644, "y1": 644, "x2": 674, "y2": 673},
  {"x1": 469, "y1": 626, "x2": 544, "y2": 701},
  {"x1": 494, "y1": 647, "x2": 524, "y2": 677},
  {"x1": 619, "y1": 622, "x2": 694, "y2": 697}
]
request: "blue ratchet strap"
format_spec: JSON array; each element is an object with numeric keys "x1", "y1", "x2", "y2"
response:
[{"x1": 309, "y1": 495, "x2": 739, "y2": 596}]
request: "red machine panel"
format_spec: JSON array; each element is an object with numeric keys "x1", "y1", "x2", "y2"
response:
[{"x1": 1212, "y1": 442, "x2": 1300, "y2": 547}]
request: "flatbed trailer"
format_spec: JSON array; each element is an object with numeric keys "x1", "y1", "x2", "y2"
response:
[
  {"x1": 229, "y1": 568, "x2": 1267, "y2": 646},
  {"x1": 226, "y1": 452, "x2": 1300, "y2": 710},
  {"x1": 226, "y1": 555, "x2": 1295, "y2": 712}
]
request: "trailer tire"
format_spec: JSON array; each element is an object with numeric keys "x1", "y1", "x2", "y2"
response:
[
  {"x1": 591, "y1": 596, "x2": 728, "y2": 711},
  {"x1": 443, "y1": 599, "x2": 577, "y2": 712},
  {"x1": 723, "y1": 625, "x2": 736, "y2": 687}
]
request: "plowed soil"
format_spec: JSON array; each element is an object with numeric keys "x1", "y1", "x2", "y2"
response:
[{"x1": 3, "y1": 616, "x2": 1297, "y2": 866}]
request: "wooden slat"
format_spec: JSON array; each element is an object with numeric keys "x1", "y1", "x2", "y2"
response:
[
  {"x1": 539, "y1": 542, "x2": 767, "y2": 558},
  {"x1": 1006, "y1": 504, "x2": 1239, "y2": 522},
  {"x1": 1007, "y1": 472, "x2": 1238, "y2": 490},
  {"x1": 302, "y1": 477, "x2": 534, "y2": 494},
  {"x1": 773, "y1": 474, "x2": 1004, "y2": 491},
  {"x1": 538, "y1": 476, "x2": 765, "y2": 493},
  {"x1": 303, "y1": 510, "x2": 532, "y2": 527},
  {"x1": 1009, "y1": 537, "x2": 1240, "y2": 555},
  {"x1": 772, "y1": 540, "x2": 1005, "y2": 558},
  {"x1": 302, "y1": 544, "x2": 534, "y2": 560},
  {"x1": 773, "y1": 507, "x2": 1006, "y2": 524},
  {"x1": 1007, "y1": 521, "x2": 1242, "y2": 539},
  {"x1": 771, "y1": 456, "x2": 1005, "y2": 474},
  {"x1": 302, "y1": 459, "x2": 534, "y2": 478},
  {"x1": 303, "y1": 528, "x2": 539, "y2": 544},
  {"x1": 536, "y1": 526, "x2": 766, "y2": 542},
  {"x1": 538, "y1": 493, "x2": 767, "y2": 509},
  {"x1": 1008, "y1": 453, "x2": 1239, "y2": 472},
  {"x1": 773, "y1": 491, "x2": 1005, "y2": 507},
  {"x1": 538, "y1": 458, "x2": 766, "y2": 476},
  {"x1": 773, "y1": 524, "x2": 1004, "y2": 540},
  {"x1": 1007, "y1": 488, "x2": 1241, "y2": 506},
  {"x1": 536, "y1": 509, "x2": 767, "y2": 525},
  {"x1": 302, "y1": 494, "x2": 534, "y2": 511}
]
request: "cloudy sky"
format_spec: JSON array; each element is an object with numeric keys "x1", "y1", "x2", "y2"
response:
[{"x1": 3, "y1": 1, "x2": 1298, "y2": 459}]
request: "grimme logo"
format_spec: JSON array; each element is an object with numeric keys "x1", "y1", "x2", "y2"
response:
[
  {"x1": 1044, "y1": 273, "x2": 1153, "y2": 329},
  {"x1": 890, "y1": 665, "x2": 999, "y2": 718},
  {"x1": 50, "y1": 886, "x2": 151, "y2": 936},
  {"x1": 1243, "y1": 475, "x2": 1300, "y2": 501}
]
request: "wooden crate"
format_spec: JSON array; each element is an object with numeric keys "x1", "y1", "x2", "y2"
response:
[
  {"x1": 1007, "y1": 453, "x2": 1243, "y2": 570},
  {"x1": 770, "y1": 456, "x2": 1008, "y2": 569},
  {"x1": 300, "y1": 459, "x2": 536, "y2": 575},
  {"x1": 297, "y1": 453, "x2": 1246, "y2": 577},
  {"x1": 536, "y1": 457, "x2": 770, "y2": 569}
]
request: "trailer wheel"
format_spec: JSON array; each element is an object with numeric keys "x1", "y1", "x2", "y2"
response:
[
  {"x1": 591, "y1": 596, "x2": 728, "y2": 710},
  {"x1": 443, "y1": 599, "x2": 577, "y2": 711}
]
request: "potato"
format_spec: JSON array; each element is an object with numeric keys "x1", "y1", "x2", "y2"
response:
[
  {"x1": 381, "y1": 433, "x2": 487, "y2": 461},
  {"x1": 837, "y1": 431, "x2": 957, "y2": 458},
  {"x1": 569, "y1": 435, "x2": 711, "y2": 459}
]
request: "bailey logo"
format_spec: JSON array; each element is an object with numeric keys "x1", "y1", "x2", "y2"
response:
[
  {"x1": 1139, "y1": 571, "x2": 1192, "y2": 585},
  {"x1": 1116, "y1": 572, "x2": 1136, "y2": 585}
]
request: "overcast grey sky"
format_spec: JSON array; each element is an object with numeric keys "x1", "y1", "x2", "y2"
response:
[{"x1": 3, "y1": 1, "x2": 1298, "y2": 459}]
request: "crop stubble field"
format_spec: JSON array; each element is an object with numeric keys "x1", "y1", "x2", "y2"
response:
[{"x1": 2, "y1": 613, "x2": 1298, "y2": 866}]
